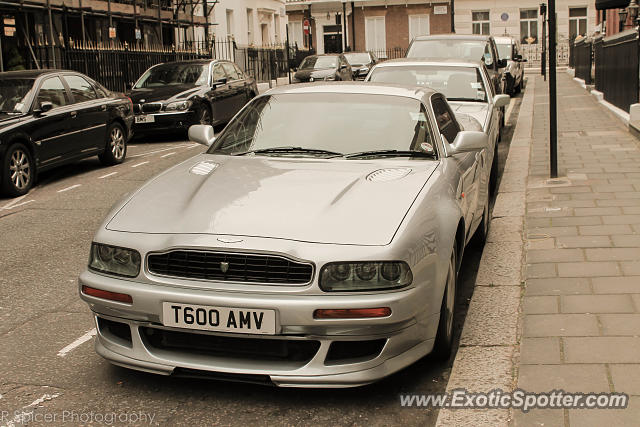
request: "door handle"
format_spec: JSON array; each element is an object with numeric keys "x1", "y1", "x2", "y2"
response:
[
  {"x1": 100, "y1": 104, "x2": 107, "y2": 111},
  {"x1": 70, "y1": 111, "x2": 77, "y2": 118}
]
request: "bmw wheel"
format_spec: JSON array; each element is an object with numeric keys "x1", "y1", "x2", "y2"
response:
[
  {"x1": 2, "y1": 143, "x2": 34, "y2": 197},
  {"x1": 99, "y1": 122, "x2": 127, "y2": 166}
]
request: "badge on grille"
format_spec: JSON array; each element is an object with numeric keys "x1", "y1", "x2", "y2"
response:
[{"x1": 220, "y1": 262, "x2": 229, "y2": 273}]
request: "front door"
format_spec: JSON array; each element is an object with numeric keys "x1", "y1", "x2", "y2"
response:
[
  {"x1": 220, "y1": 62, "x2": 247, "y2": 117},
  {"x1": 323, "y1": 29, "x2": 342, "y2": 54},
  {"x1": 209, "y1": 63, "x2": 236, "y2": 124}
]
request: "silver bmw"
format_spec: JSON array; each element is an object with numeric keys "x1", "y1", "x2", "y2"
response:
[{"x1": 79, "y1": 83, "x2": 491, "y2": 387}]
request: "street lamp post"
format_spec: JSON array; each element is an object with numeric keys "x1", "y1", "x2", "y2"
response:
[
  {"x1": 549, "y1": 0, "x2": 558, "y2": 178},
  {"x1": 628, "y1": 0, "x2": 640, "y2": 26},
  {"x1": 540, "y1": 3, "x2": 547, "y2": 80}
]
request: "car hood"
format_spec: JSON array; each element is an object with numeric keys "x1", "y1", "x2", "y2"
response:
[
  {"x1": 128, "y1": 84, "x2": 202, "y2": 103},
  {"x1": 294, "y1": 69, "x2": 335, "y2": 81},
  {"x1": 106, "y1": 154, "x2": 438, "y2": 245},
  {"x1": 449, "y1": 102, "x2": 490, "y2": 131}
]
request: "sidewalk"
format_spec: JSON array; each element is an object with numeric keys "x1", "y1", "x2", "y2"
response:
[{"x1": 515, "y1": 72, "x2": 640, "y2": 425}]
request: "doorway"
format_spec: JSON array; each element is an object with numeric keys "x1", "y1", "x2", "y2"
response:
[{"x1": 323, "y1": 25, "x2": 342, "y2": 53}]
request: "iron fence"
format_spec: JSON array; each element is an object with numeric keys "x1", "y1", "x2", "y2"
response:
[
  {"x1": 593, "y1": 31, "x2": 639, "y2": 113},
  {"x1": 573, "y1": 38, "x2": 592, "y2": 85},
  {"x1": 371, "y1": 47, "x2": 407, "y2": 60},
  {"x1": 521, "y1": 41, "x2": 570, "y2": 68}
]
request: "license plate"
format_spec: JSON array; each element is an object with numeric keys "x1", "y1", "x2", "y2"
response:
[
  {"x1": 162, "y1": 302, "x2": 276, "y2": 335},
  {"x1": 135, "y1": 114, "x2": 155, "y2": 123}
]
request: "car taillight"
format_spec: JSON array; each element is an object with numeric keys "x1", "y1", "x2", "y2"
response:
[
  {"x1": 313, "y1": 308, "x2": 391, "y2": 319},
  {"x1": 82, "y1": 285, "x2": 133, "y2": 304}
]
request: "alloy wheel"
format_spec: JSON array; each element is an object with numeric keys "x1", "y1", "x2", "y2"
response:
[
  {"x1": 110, "y1": 127, "x2": 125, "y2": 160},
  {"x1": 9, "y1": 148, "x2": 31, "y2": 190}
]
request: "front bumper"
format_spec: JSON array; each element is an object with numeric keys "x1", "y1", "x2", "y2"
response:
[
  {"x1": 132, "y1": 111, "x2": 197, "y2": 134},
  {"x1": 79, "y1": 270, "x2": 439, "y2": 387}
]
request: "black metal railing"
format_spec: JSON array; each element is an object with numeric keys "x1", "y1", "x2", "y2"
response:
[
  {"x1": 373, "y1": 47, "x2": 407, "y2": 60},
  {"x1": 573, "y1": 38, "x2": 592, "y2": 85},
  {"x1": 593, "y1": 31, "x2": 639, "y2": 113}
]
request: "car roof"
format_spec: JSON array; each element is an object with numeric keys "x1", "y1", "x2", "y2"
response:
[
  {"x1": 0, "y1": 69, "x2": 73, "y2": 78},
  {"x1": 374, "y1": 58, "x2": 484, "y2": 68},
  {"x1": 306, "y1": 53, "x2": 342, "y2": 57},
  {"x1": 494, "y1": 36, "x2": 517, "y2": 44},
  {"x1": 265, "y1": 82, "x2": 437, "y2": 101},
  {"x1": 414, "y1": 34, "x2": 492, "y2": 42}
]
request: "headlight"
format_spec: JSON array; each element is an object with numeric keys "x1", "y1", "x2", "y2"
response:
[
  {"x1": 89, "y1": 243, "x2": 141, "y2": 278},
  {"x1": 164, "y1": 100, "x2": 193, "y2": 111},
  {"x1": 324, "y1": 75, "x2": 336, "y2": 81},
  {"x1": 320, "y1": 261, "x2": 412, "y2": 292}
]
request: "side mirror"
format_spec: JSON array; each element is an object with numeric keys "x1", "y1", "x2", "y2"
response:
[
  {"x1": 34, "y1": 101, "x2": 54, "y2": 115},
  {"x1": 498, "y1": 59, "x2": 508, "y2": 68},
  {"x1": 514, "y1": 54, "x2": 523, "y2": 61},
  {"x1": 340, "y1": 64, "x2": 347, "y2": 70},
  {"x1": 213, "y1": 77, "x2": 228, "y2": 87},
  {"x1": 493, "y1": 94, "x2": 511, "y2": 108},
  {"x1": 444, "y1": 131, "x2": 488, "y2": 156},
  {"x1": 521, "y1": 58, "x2": 528, "y2": 63},
  {"x1": 188, "y1": 124, "x2": 216, "y2": 147}
]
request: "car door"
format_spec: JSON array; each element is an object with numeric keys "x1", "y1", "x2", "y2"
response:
[
  {"x1": 30, "y1": 75, "x2": 78, "y2": 166},
  {"x1": 432, "y1": 95, "x2": 479, "y2": 231},
  {"x1": 62, "y1": 73, "x2": 109, "y2": 155},
  {"x1": 208, "y1": 62, "x2": 235, "y2": 124},
  {"x1": 220, "y1": 62, "x2": 248, "y2": 117},
  {"x1": 338, "y1": 56, "x2": 351, "y2": 80}
]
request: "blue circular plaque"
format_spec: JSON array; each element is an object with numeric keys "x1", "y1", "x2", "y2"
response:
[{"x1": 501, "y1": 13, "x2": 509, "y2": 21}]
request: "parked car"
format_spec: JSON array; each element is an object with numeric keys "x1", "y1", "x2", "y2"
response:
[
  {"x1": 0, "y1": 70, "x2": 133, "y2": 197},
  {"x1": 292, "y1": 54, "x2": 353, "y2": 82},
  {"x1": 494, "y1": 36, "x2": 526, "y2": 95},
  {"x1": 344, "y1": 51, "x2": 379, "y2": 80},
  {"x1": 128, "y1": 60, "x2": 258, "y2": 135},
  {"x1": 407, "y1": 34, "x2": 508, "y2": 126},
  {"x1": 365, "y1": 58, "x2": 510, "y2": 192},
  {"x1": 79, "y1": 83, "x2": 493, "y2": 387}
]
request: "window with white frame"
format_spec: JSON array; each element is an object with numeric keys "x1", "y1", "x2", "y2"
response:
[
  {"x1": 472, "y1": 11, "x2": 490, "y2": 35},
  {"x1": 365, "y1": 16, "x2": 386, "y2": 56},
  {"x1": 408, "y1": 14, "x2": 430, "y2": 41},
  {"x1": 288, "y1": 21, "x2": 303, "y2": 48},
  {"x1": 247, "y1": 9, "x2": 254, "y2": 45},
  {"x1": 569, "y1": 7, "x2": 587, "y2": 40},
  {"x1": 520, "y1": 9, "x2": 538, "y2": 44},
  {"x1": 226, "y1": 9, "x2": 234, "y2": 40}
]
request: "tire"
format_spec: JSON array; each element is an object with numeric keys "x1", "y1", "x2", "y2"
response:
[
  {"x1": 432, "y1": 244, "x2": 458, "y2": 361},
  {"x1": 514, "y1": 80, "x2": 522, "y2": 94},
  {"x1": 1, "y1": 143, "x2": 34, "y2": 197},
  {"x1": 473, "y1": 196, "x2": 491, "y2": 245},
  {"x1": 99, "y1": 122, "x2": 127, "y2": 166},
  {"x1": 490, "y1": 145, "x2": 499, "y2": 195}
]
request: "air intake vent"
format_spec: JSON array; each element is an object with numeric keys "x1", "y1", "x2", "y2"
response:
[
  {"x1": 190, "y1": 161, "x2": 219, "y2": 176},
  {"x1": 366, "y1": 168, "x2": 412, "y2": 182}
]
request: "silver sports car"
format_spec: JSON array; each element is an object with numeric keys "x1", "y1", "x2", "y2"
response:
[{"x1": 79, "y1": 83, "x2": 491, "y2": 387}]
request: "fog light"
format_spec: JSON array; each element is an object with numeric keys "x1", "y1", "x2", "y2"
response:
[
  {"x1": 82, "y1": 285, "x2": 133, "y2": 304},
  {"x1": 314, "y1": 308, "x2": 391, "y2": 319}
]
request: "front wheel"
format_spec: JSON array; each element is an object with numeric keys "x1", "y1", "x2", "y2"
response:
[
  {"x1": 99, "y1": 122, "x2": 127, "y2": 166},
  {"x1": 432, "y1": 244, "x2": 458, "y2": 361},
  {"x1": 1, "y1": 143, "x2": 34, "y2": 197}
]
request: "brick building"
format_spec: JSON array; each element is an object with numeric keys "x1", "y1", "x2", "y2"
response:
[{"x1": 285, "y1": 0, "x2": 452, "y2": 57}]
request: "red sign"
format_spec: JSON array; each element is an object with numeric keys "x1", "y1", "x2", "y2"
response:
[{"x1": 303, "y1": 19, "x2": 310, "y2": 35}]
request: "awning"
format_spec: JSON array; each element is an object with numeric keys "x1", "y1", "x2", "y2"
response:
[{"x1": 596, "y1": 0, "x2": 630, "y2": 10}]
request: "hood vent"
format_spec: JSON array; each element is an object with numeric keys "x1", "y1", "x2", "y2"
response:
[
  {"x1": 189, "y1": 161, "x2": 219, "y2": 176},
  {"x1": 366, "y1": 168, "x2": 412, "y2": 182}
]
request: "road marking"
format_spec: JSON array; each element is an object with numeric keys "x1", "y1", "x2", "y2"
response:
[
  {"x1": 99, "y1": 171, "x2": 118, "y2": 179},
  {"x1": 1, "y1": 195, "x2": 27, "y2": 210},
  {"x1": 161, "y1": 152, "x2": 176, "y2": 158},
  {"x1": 131, "y1": 161, "x2": 149, "y2": 168},
  {"x1": 186, "y1": 143, "x2": 200, "y2": 149},
  {"x1": 57, "y1": 328, "x2": 97, "y2": 357},
  {"x1": 128, "y1": 144, "x2": 190, "y2": 158},
  {"x1": 57, "y1": 184, "x2": 81, "y2": 193},
  {"x1": 6, "y1": 393, "x2": 61, "y2": 427},
  {"x1": 1, "y1": 199, "x2": 35, "y2": 210}
]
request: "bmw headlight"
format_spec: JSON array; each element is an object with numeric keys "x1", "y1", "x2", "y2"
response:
[
  {"x1": 89, "y1": 243, "x2": 141, "y2": 278},
  {"x1": 320, "y1": 261, "x2": 412, "y2": 292},
  {"x1": 164, "y1": 100, "x2": 193, "y2": 111}
]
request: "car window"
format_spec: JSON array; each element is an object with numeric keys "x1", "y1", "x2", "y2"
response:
[
  {"x1": 432, "y1": 97, "x2": 460, "y2": 144},
  {"x1": 221, "y1": 62, "x2": 241, "y2": 80},
  {"x1": 212, "y1": 64, "x2": 226, "y2": 82},
  {"x1": 65, "y1": 75, "x2": 98, "y2": 103},
  {"x1": 233, "y1": 63, "x2": 245, "y2": 79},
  {"x1": 36, "y1": 76, "x2": 69, "y2": 108}
]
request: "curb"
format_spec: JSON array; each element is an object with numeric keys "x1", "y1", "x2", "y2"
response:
[{"x1": 435, "y1": 79, "x2": 535, "y2": 426}]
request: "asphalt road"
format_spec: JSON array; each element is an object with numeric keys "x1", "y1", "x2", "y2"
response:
[{"x1": 0, "y1": 93, "x2": 522, "y2": 427}]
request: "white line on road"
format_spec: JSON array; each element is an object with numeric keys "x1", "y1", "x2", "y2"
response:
[
  {"x1": 0, "y1": 195, "x2": 26, "y2": 210},
  {"x1": 5, "y1": 393, "x2": 61, "y2": 427},
  {"x1": 128, "y1": 144, "x2": 190, "y2": 158},
  {"x1": 161, "y1": 152, "x2": 176, "y2": 158},
  {"x1": 131, "y1": 161, "x2": 149, "y2": 168},
  {"x1": 57, "y1": 328, "x2": 97, "y2": 357},
  {"x1": 99, "y1": 171, "x2": 118, "y2": 179},
  {"x1": 1, "y1": 200, "x2": 35, "y2": 210},
  {"x1": 57, "y1": 184, "x2": 81, "y2": 193}
]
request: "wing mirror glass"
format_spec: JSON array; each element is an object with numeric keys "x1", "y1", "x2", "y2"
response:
[
  {"x1": 213, "y1": 77, "x2": 228, "y2": 87},
  {"x1": 493, "y1": 94, "x2": 511, "y2": 108},
  {"x1": 34, "y1": 101, "x2": 53, "y2": 115},
  {"x1": 444, "y1": 131, "x2": 488, "y2": 156},
  {"x1": 188, "y1": 124, "x2": 216, "y2": 147}
]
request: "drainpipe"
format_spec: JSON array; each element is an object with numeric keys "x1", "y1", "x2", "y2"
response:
[
  {"x1": 451, "y1": 0, "x2": 455, "y2": 33},
  {"x1": 47, "y1": 0, "x2": 56, "y2": 67},
  {"x1": 350, "y1": 1, "x2": 355, "y2": 49}
]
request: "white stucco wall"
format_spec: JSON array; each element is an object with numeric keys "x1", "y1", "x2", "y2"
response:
[{"x1": 212, "y1": 0, "x2": 288, "y2": 46}]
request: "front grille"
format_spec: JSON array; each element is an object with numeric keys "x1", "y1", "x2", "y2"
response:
[
  {"x1": 141, "y1": 103, "x2": 162, "y2": 113},
  {"x1": 147, "y1": 250, "x2": 314, "y2": 284},
  {"x1": 141, "y1": 327, "x2": 320, "y2": 363}
]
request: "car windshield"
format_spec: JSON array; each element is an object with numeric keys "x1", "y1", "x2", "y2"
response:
[
  {"x1": 300, "y1": 56, "x2": 337, "y2": 70},
  {"x1": 0, "y1": 78, "x2": 35, "y2": 113},
  {"x1": 369, "y1": 66, "x2": 488, "y2": 103},
  {"x1": 344, "y1": 53, "x2": 371, "y2": 65},
  {"x1": 134, "y1": 63, "x2": 209, "y2": 88},
  {"x1": 496, "y1": 44, "x2": 512, "y2": 60},
  {"x1": 209, "y1": 93, "x2": 435, "y2": 157},
  {"x1": 407, "y1": 39, "x2": 492, "y2": 65}
]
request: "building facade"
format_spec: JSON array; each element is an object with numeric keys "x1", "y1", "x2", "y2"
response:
[
  {"x1": 211, "y1": 0, "x2": 288, "y2": 47},
  {"x1": 285, "y1": 0, "x2": 453, "y2": 57}
]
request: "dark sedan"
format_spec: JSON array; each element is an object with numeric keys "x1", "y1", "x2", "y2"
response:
[
  {"x1": 128, "y1": 60, "x2": 258, "y2": 135},
  {"x1": 0, "y1": 70, "x2": 133, "y2": 197},
  {"x1": 344, "y1": 51, "x2": 379, "y2": 80},
  {"x1": 292, "y1": 54, "x2": 353, "y2": 83}
]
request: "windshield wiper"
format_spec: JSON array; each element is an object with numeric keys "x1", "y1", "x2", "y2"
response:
[
  {"x1": 345, "y1": 150, "x2": 435, "y2": 159},
  {"x1": 233, "y1": 146, "x2": 343, "y2": 157}
]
